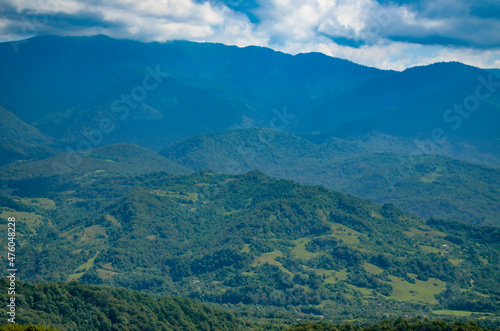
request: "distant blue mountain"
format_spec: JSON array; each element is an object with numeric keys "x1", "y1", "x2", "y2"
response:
[
  {"x1": 295, "y1": 62, "x2": 500, "y2": 145},
  {"x1": 0, "y1": 35, "x2": 389, "y2": 150},
  {"x1": 0, "y1": 34, "x2": 497, "y2": 158}
]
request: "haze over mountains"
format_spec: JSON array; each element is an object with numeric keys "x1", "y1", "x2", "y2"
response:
[
  {"x1": 0, "y1": 35, "x2": 390, "y2": 150},
  {"x1": 160, "y1": 128, "x2": 500, "y2": 225},
  {"x1": 1, "y1": 35, "x2": 498, "y2": 226},
  {"x1": 0, "y1": 35, "x2": 499, "y2": 329},
  {"x1": 1, "y1": 35, "x2": 498, "y2": 156}
]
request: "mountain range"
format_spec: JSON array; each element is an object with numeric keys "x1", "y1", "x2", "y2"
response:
[
  {"x1": 160, "y1": 128, "x2": 500, "y2": 225},
  {"x1": 1, "y1": 35, "x2": 498, "y2": 225},
  {"x1": 2, "y1": 35, "x2": 498, "y2": 154},
  {"x1": 0, "y1": 35, "x2": 499, "y2": 329}
]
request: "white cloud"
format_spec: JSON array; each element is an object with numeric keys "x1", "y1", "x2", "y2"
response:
[
  {"x1": 413, "y1": 47, "x2": 500, "y2": 69},
  {"x1": 1, "y1": 0, "x2": 499, "y2": 69},
  {"x1": 8, "y1": 0, "x2": 86, "y2": 15}
]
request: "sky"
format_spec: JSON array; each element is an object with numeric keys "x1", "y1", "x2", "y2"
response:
[{"x1": 1, "y1": 0, "x2": 499, "y2": 70}]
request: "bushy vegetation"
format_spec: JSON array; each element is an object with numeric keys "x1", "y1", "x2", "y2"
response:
[
  {"x1": 0, "y1": 279, "x2": 242, "y2": 330},
  {"x1": 1, "y1": 171, "x2": 498, "y2": 325},
  {"x1": 0, "y1": 325, "x2": 58, "y2": 331},
  {"x1": 161, "y1": 129, "x2": 500, "y2": 226},
  {"x1": 286, "y1": 318, "x2": 495, "y2": 331}
]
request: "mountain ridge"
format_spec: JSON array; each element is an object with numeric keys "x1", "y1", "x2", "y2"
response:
[
  {"x1": 160, "y1": 128, "x2": 500, "y2": 226},
  {"x1": 1, "y1": 35, "x2": 497, "y2": 154}
]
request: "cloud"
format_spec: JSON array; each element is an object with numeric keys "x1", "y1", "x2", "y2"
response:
[
  {"x1": 0, "y1": 0, "x2": 499, "y2": 70},
  {"x1": 1, "y1": 0, "x2": 263, "y2": 44},
  {"x1": 247, "y1": 0, "x2": 500, "y2": 69}
]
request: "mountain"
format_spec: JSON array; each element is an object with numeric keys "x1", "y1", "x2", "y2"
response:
[
  {"x1": 160, "y1": 127, "x2": 315, "y2": 174},
  {"x1": 0, "y1": 35, "x2": 499, "y2": 328},
  {"x1": 0, "y1": 106, "x2": 53, "y2": 146},
  {"x1": 1, "y1": 171, "x2": 498, "y2": 324},
  {"x1": 32, "y1": 75, "x2": 258, "y2": 151},
  {"x1": 1, "y1": 35, "x2": 497, "y2": 160},
  {"x1": 0, "y1": 36, "x2": 498, "y2": 157},
  {"x1": 0, "y1": 143, "x2": 190, "y2": 191},
  {"x1": 160, "y1": 129, "x2": 500, "y2": 226},
  {"x1": 0, "y1": 35, "x2": 391, "y2": 151},
  {"x1": 293, "y1": 62, "x2": 500, "y2": 147},
  {"x1": 0, "y1": 107, "x2": 58, "y2": 166},
  {"x1": 487, "y1": 68, "x2": 500, "y2": 78}
]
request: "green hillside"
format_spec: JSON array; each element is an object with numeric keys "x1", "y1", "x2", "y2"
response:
[
  {"x1": 0, "y1": 279, "x2": 242, "y2": 330},
  {"x1": 160, "y1": 127, "x2": 315, "y2": 174},
  {"x1": 1, "y1": 171, "x2": 498, "y2": 324},
  {"x1": 0, "y1": 139, "x2": 57, "y2": 167},
  {"x1": 160, "y1": 129, "x2": 500, "y2": 226},
  {"x1": 0, "y1": 143, "x2": 190, "y2": 189},
  {"x1": 0, "y1": 107, "x2": 53, "y2": 146}
]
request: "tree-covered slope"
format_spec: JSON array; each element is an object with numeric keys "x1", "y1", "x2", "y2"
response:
[
  {"x1": 0, "y1": 142, "x2": 190, "y2": 188},
  {"x1": 285, "y1": 319, "x2": 494, "y2": 331},
  {"x1": 160, "y1": 127, "x2": 315, "y2": 174},
  {"x1": 0, "y1": 139, "x2": 57, "y2": 167},
  {"x1": 0, "y1": 107, "x2": 53, "y2": 146},
  {"x1": 0, "y1": 325, "x2": 58, "y2": 331},
  {"x1": 1, "y1": 171, "x2": 498, "y2": 323},
  {"x1": 0, "y1": 35, "x2": 390, "y2": 151},
  {"x1": 160, "y1": 129, "x2": 500, "y2": 225},
  {"x1": 0, "y1": 107, "x2": 57, "y2": 166},
  {"x1": 285, "y1": 153, "x2": 500, "y2": 226},
  {"x1": 0, "y1": 279, "x2": 242, "y2": 330},
  {"x1": 0, "y1": 280, "x2": 495, "y2": 331}
]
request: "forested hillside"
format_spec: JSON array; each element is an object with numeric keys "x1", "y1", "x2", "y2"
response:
[
  {"x1": 161, "y1": 129, "x2": 500, "y2": 225},
  {"x1": 1, "y1": 171, "x2": 498, "y2": 325},
  {"x1": 0, "y1": 279, "x2": 495, "y2": 330},
  {"x1": 0, "y1": 279, "x2": 242, "y2": 330}
]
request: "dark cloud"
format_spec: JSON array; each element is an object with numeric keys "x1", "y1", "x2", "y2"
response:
[
  {"x1": 471, "y1": 1, "x2": 500, "y2": 19},
  {"x1": 386, "y1": 18, "x2": 500, "y2": 49},
  {"x1": 1, "y1": 8, "x2": 122, "y2": 40},
  {"x1": 320, "y1": 34, "x2": 367, "y2": 48},
  {"x1": 198, "y1": 0, "x2": 261, "y2": 23},
  {"x1": 389, "y1": 35, "x2": 475, "y2": 48},
  {"x1": 351, "y1": 0, "x2": 500, "y2": 49}
]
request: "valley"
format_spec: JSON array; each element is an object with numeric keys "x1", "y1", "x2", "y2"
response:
[{"x1": 0, "y1": 35, "x2": 498, "y2": 330}]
